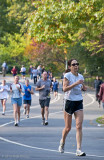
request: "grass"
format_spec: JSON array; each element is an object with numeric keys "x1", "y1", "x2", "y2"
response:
[{"x1": 96, "y1": 116, "x2": 104, "y2": 124}]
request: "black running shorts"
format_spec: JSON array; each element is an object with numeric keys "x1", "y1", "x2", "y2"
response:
[
  {"x1": 65, "y1": 100, "x2": 83, "y2": 115},
  {"x1": 39, "y1": 98, "x2": 50, "y2": 108},
  {"x1": 23, "y1": 100, "x2": 31, "y2": 105}
]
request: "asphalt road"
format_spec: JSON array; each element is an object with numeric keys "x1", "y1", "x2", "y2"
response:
[{"x1": 0, "y1": 76, "x2": 104, "y2": 160}]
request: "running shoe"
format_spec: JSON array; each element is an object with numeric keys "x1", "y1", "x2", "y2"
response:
[
  {"x1": 14, "y1": 123, "x2": 18, "y2": 126},
  {"x1": 58, "y1": 139, "x2": 65, "y2": 153},
  {"x1": 17, "y1": 120, "x2": 20, "y2": 126},
  {"x1": 76, "y1": 149, "x2": 86, "y2": 156},
  {"x1": 2, "y1": 112, "x2": 5, "y2": 115},
  {"x1": 45, "y1": 120, "x2": 48, "y2": 125},
  {"x1": 26, "y1": 115, "x2": 29, "y2": 118},
  {"x1": 42, "y1": 119, "x2": 45, "y2": 125}
]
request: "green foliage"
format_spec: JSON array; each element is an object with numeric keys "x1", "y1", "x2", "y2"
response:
[
  {"x1": 0, "y1": 0, "x2": 36, "y2": 38},
  {"x1": 0, "y1": 0, "x2": 35, "y2": 71},
  {"x1": 27, "y1": 0, "x2": 104, "y2": 53},
  {"x1": 96, "y1": 116, "x2": 104, "y2": 124},
  {"x1": 24, "y1": 0, "x2": 104, "y2": 75},
  {"x1": 0, "y1": 0, "x2": 104, "y2": 76},
  {"x1": 0, "y1": 33, "x2": 29, "y2": 68}
]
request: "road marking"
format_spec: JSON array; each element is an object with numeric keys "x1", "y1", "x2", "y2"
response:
[
  {"x1": 0, "y1": 110, "x2": 63, "y2": 128},
  {"x1": 84, "y1": 93, "x2": 95, "y2": 107},
  {"x1": 0, "y1": 92, "x2": 61, "y2": 114},
  {"x1": 0, "y1": 82, "x2": 102, "y2": 158},
  {"x1": 0, "y1": 137, "x2": 104, "y2": 158}
]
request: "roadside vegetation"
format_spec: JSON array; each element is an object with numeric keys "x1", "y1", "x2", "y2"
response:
[{"x1": 0, "y1": 0, "x2": 104, "y2": 76}]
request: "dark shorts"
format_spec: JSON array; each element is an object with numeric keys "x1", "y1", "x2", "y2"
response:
[
  {"x1": 39, "y1": 98, "x2": 50, "y2": 108},
  {"x1": 65, "y1": 100, "x2": 83, "y2": 115},
  {"x1": 23, "y1": 100, "x2": 31, "y2": 105},
  {"x1": 21, "y1": 72, "x2": 25, "y2": 76},
  {"x1": 53, "y1": 89, "x2": 58, "y2": 92}
]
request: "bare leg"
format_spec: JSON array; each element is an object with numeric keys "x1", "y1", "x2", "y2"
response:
[
  {"x1": 24, "y1": 104, "x2": 27, "y2": 114},
  {"x1": 54, "y1": 91, "x2": 56, "y2": 98},
  {"x1": 17, "y1": 106, "x2": 21, "y2": 122},
  {"x1": 2, "y1": 99, "x2": 6, "y2": 113},
  {"x1": 13, "y1": 104, "x2": 18, "y2": 123},
  {"x1": 74, "y1": 110, "x2": 83, "y2": 150},
  {"x1": 45, "y1": 106, "x2": 49, "y2": 121},
  {"x1": 41, "y1": 108, "x2": 45, "y2": 120},
  {"x1": 1, "y1": 100, "x2": 3, "y2": 112},
  {"x1": 27, "y1": 104, "x2": 30, "y2": 115},
  {"x1": 61, "y1": 111, "x2": 72, "y2": 143}
]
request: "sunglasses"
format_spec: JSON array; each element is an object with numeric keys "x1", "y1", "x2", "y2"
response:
[{"x1": 71, "y1": 63, "x2": 79, "y2": 66}]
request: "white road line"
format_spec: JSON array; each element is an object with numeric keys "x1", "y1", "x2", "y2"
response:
[
  {"x1": 84, "y1": 93, "x2": 95, "y2": 107},
  {"x1": 0, "y1": 137, "x2": 104, "y2": 158},
  {"x1": 0, "y1": 93, "x2": 61, "y2": 114},
  {"x1": 0, "y1": 111, "x2": 63, "y2": 128},
  {"x1": 1, "y1": 89, "x2": 102, "y2": 158}
]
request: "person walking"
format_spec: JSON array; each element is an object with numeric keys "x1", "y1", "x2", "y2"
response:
[
  {"x1": 42, "y1": 66, "x2": 45, "y2": 73},
  {"x1": 20, "y1": 65, "x2": 26, "y2": 79},
  {"x1": 52, "y1": 77, "x2": 59, "y2": 99},
  {"x1": 94, "y1": 76, "x2": 102, "y2": 107},
  {"x1": 2, "y1": 61, "x2": 7, "y2": 77},
  {"x1": 99, "y1": 82, "x2": 104, "y2": 109},
  {"x1": 10, "y1": 76, "x2": 24, "y2": 126},
  {"x1": 23, "y1": 79, "x2": 34, "y2": 118},
  {"x1": 58, "y1": 59, "x2": 87, "y2": 156},
  {"x1": 11, "y1": 66, "x2": 17, "y2": 76},
  {"x1": 37, "y1": 65, "x2": 42, "y2": 79},
  {"x1": 29, "y1": 65, "x2": 33, "y2": 80},
  {"x1": 35, "y1": 71, "x2": 52, "y2": 125},
  {"x1": 94, "y1": 76, "x2": 103, "y2": 107},
  {"x1": 0, "y1": 80, "x2": 10, "y2": 115},
  {"x1": 32, "y1": 66, "x2": 38, "y2": 84}
]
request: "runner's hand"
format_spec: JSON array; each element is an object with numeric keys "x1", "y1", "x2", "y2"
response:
[
  {"x1": 76, "y1": 80, "x2": 84, "y2": 85},
  {"x1": 27, "y1": 88, "x2": 31, "y2": 92},
  {"x1": 41, "y1": 85, "x2": 45, "y2": 89}
]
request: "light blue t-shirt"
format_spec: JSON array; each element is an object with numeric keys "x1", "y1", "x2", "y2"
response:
[
  {"x1": 64, "y1": 72, "x2": 84, "y2": 101},
  {"x1": 11, "y1": 83, "x2": 24, "y2": 98}
]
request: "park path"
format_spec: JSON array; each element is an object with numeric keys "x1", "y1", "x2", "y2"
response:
[{"x1": 0, "y1": 75, "x2": 104, "y2": 160}]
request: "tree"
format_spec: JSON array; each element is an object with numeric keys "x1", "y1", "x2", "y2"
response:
[
  {"x1": 26, "y1": 0, "x2": 104, "y2": 53},
  {"x1": 0, "y1": 0, "x2": 36, "y2": 71},
  {"x1": 0, "y1": 33, "x2": 28, "y2": 68},
  {"x1": 24, "y1": 39, "x2": 65, "y2": 74},
  {"x1": 0, "y1": 0, "x2": 36, "y2": 39},
  {"x1": 24, "y1": 0, "x2": 104, "y2": 75}
]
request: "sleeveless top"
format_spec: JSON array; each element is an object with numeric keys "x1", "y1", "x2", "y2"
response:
[{"x1": 23, "y1": 85, "x2": 31, "y2": 100}]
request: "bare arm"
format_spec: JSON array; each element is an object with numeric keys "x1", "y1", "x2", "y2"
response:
[
  {"x1": 63, "y1": 77, "x2": 84, "y2": 92},
  {"x1": 82, "y1": 84, "x2": 87, "y2": 91},
  {"x1": 27, "y1": 88, "x2": 34, "y2": 94},
  {"x1": 35, "y1": 85, "x2": 45, "y2": 91}
]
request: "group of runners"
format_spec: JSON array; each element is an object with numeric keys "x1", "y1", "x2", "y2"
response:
[
  {"x1": 0, "y1": 72, "x2": 59, "y2": 126},
  {"x1": 0, "y1": 76, "x2": 34, "y2": 126},
  {"x1": 0, "y1": 59, "x2": 88, "y2": 156}
]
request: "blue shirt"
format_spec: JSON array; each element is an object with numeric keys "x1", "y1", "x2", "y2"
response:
[
  {"x1": 23, "y1": 85, "x2": 31, "y2": 100},
  {"x1": 52, "y1": 81, "x2": 59, "y2": 90}
]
